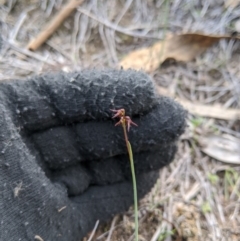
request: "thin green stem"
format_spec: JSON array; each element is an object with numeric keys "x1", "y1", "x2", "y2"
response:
[{"x1": 122, "y1": 123, "x2": 139, "y2": 241}]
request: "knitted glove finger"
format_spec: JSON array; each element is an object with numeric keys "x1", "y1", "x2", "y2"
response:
[{"x1": 1, "y1": 69, "x2": 157, "y2": 132}]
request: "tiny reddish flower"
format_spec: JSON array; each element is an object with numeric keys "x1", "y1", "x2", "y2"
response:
[
  {"x1": 110, "y1": 108, "x2": 125, "y2": 119},
  {"x1": 125, "y1": 116, "x2": 138, "y2": 132},
  {"x1": 111, "y1": 109, "x2": 137, "y2": 132},
  {"x1": 114, "y1": 117, "x2": 124, "y2": 127}
]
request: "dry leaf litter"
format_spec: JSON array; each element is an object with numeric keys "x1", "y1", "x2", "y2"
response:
[{"x1": 1, "y1": 1, "x2": 240, "y2": 241}]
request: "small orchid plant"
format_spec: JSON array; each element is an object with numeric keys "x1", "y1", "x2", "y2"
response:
[{"x1": 111, "y1": 108, "x2": 139, "y2": 241}]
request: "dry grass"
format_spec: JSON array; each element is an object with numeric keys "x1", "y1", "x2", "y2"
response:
[{"x1": 1, "y1": 1, "x2": 240, "y2": 241}]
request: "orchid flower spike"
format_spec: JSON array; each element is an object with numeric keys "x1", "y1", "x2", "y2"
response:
[{"x1": 111, "y1": 109, "x2": 137, "y2": 132}]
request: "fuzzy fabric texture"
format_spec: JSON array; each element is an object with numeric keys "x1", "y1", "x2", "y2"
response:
[{"x1": 0, "y1": 69, "x2": 186, "y2": 241}]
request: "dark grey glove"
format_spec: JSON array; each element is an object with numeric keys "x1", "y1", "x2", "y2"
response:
[{"x1": 0, "y1": 69, "x2": 186, "y2": 241}]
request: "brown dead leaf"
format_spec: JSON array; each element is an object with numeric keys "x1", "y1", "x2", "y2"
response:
[
  {"x1": 225, "y1": 0, "x2": 240, "y2": 8},
  {"x1": 120, "y1": 33, "x2": 240, "y2": 72},
  {"x1": 199, "y1": 134, "x2": 240, "y2": 164}
]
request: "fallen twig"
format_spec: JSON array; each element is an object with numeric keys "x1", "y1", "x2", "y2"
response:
[
  {"x1": 157, "y1": 86, "x2": 240, "y2": 121},
  {"x1": 34, "y1": 235, "x2": 44, "y2": 241},
  {"x1": 106, "y1": 216, "x2": 119, "y2": 241},
  {"x1": 8, "y1": 42, "x2": 56, "y2": 65},
  {"x1": 87, "y1": 220, "x2": 99, "y2": 241},
  {"x1": 27, "y1": 0, "x2": 85, "y2": 51}
]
